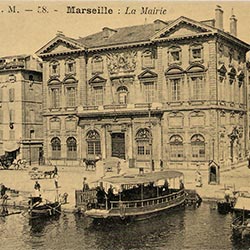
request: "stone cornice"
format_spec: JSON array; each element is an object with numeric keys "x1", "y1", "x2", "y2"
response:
[
  {"x1": 88, "y1": 40, "x2": 152, "y2": 53},
  {"x1": 39, "y1": 49, "x2": 85, "y2": 59}
]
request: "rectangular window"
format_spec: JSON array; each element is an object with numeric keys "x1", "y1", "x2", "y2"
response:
[
  {"x1": 170, "y1": 51, "x2": 180, "y2": 62},
  {"x1": 93, "y1": 87, "x2": 103, "y2": 106},
  {"x1": 66, "y1": 87, "x2": 76, "y2": 107},
  {"x1": 51, "y1": 88, "x2": 60, "y2": 108},
  {"x1": 192, "y1": 48, "x2": 201, "y2": 59},
  {"x1": 191, "y1": 76, "x2": 204, "y2": 100},
  {"x1": 144, "y1": 82, "x2": 154, "y2": 103},
  {"x1": 0, "y1": 130, "x2": 3, "y2": 140},
  {"x1": 142, "y1": 52, "x2": 154, "y2": 68},
  {"x1": 171, "y1": 78, "x2": 181, "y2": 101},
  {"x1": 92, "y1": 60, "x2": 103, "y2": 74},
  {"x1": 66, "y1": 62, "x2": 75, "y2": 74},
  {"x1": 52, "y1": 64, "x2": 58, "y2": 75},
  {"x1": 9, "y1": 88, "x2": 15, "y2": 102}
]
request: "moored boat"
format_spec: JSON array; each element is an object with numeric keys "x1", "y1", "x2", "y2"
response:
[
  {"x1": 83, "y1": 170, "x2": 186, "y2": 222},
  {"x1": 28, "y1": 196, "x2": 61, "y2": 219},
  {"x1": 231, "y1": 187, "x2": 250, "y2": 238}
]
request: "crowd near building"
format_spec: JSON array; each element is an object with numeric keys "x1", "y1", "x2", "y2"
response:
[
  {"x1": 1, "y1": 6, "x2": 250, "y2": 171},
  {"x1": 0, "y1": 55, "x2": 43, "y2": 164}
]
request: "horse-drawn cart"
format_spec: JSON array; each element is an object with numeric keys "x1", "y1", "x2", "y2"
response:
[{"x1": 0, "y1": 154, "x2": 14, "y2": 169}]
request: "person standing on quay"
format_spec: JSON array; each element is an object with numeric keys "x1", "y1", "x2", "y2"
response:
[
  {"x1": 54, "y1": 175, "x2": 59, "y2": 189},
  {"x1": 53, "y1": 165, "x2": 58, "y2": 177},
  {"x1": 247, "y1": 152, "x2": 250, "y2": 169}
]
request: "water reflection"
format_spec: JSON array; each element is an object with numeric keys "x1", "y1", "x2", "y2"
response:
[
  {"x1": 1, "y1": 203, "x2": 250, "y2": 250},
  {"x1": 29, "y1": 216, "x2": 60, "y2": 235}
]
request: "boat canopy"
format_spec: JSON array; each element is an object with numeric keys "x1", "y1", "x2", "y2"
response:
[
  {"x1": 102, "y1": 170, "x2": 184, "y2": 186},
  {"x1": 234, "y1": 196, "x2": 250, "y2": 211}
]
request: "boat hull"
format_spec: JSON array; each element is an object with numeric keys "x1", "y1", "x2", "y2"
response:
[
  {"x1": 28, "y1": 202, "x2": 61, "y2": 219},
  {"x1": 85, "y1": 194, "x2": 186, "y2": 222}
]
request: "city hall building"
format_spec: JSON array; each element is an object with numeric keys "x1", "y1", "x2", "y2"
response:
[{"x1": 37, "y1": 6, "x2": 250, "y2": 170}]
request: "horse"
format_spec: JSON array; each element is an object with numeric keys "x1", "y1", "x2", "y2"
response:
[
  {"x1": 43, "y1": 170, "x2": 54, "y2": 179},
  {"x1": 82, "y1": 158, "x2": 100, "y2": 171}
]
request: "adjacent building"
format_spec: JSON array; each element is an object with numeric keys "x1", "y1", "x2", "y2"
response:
[
  {"x1": 37, "y1": 6, "x2": 250, "y2": 171},
  {"x1": 0, "y1": 55, "x2": 43, "y2": 164}
]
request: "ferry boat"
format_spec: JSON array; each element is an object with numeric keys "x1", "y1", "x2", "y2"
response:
[
  {"x1": 83, "y1": 170, "x2": 186, "y2": 222},
  {"x1": 28, "y1": 196, "x2": 61, "y2": 219}
]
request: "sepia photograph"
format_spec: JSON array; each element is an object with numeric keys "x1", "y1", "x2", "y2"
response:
[{"x1": 1, "y1": 0, "x2": 250, "y2": 249}]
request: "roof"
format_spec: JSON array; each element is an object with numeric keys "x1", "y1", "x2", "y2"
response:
[
  {"x1": 102, "y1": 170, "x2": 183, "y2": 185},
  {"x1": 77, "y1": 22, "x2": 172, "y2": 48}
]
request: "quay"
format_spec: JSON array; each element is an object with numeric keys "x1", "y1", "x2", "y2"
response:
[{"x1": 0, "y1": 160, "x2": 249, "y2": 213}]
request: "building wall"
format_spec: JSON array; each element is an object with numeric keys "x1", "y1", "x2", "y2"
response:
[
  {"x1": 0, "y1": 55, "x2": 43, "y2": 163},
  {"x1": 41, "y1": 29, "x2": 248, "y2": 170}
]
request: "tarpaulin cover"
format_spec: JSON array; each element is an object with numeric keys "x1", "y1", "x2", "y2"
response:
[{"x1": 3, "y1": 141, "x2": 20, "y2": 152}]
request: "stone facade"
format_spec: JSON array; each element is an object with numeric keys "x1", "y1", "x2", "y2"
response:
[
  {"x1": 37, "y1": 9, "x2": 250, "y2": 170},
  {"x1": 0, "y1": 55, "x2": 43, "y2": 164}
]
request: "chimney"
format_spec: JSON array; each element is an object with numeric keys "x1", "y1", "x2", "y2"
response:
[
  {"x1": 102, "y1": 27, "x2": 116, "y2": 39},
  {"x1": 230, "y1": 9, "x2": 237, "y2": 37},
  {"x1": 215, "y1": 5, "x2": 223, "y2": 30},
  {"x1": 154, "y1": 19, "x2": 167, "y2": 32}
]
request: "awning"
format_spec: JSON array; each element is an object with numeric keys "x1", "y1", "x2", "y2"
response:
[
  {"x1": 3, "y1": 141, "x2": 20, "y2": 152},
  {"x1": 234, "y1": 197, "x2": 250, "y2": 211}
]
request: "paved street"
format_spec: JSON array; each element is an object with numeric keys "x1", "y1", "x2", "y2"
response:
[{"x1": 0, "y1": 160, "x2": 250, "y2": 211}]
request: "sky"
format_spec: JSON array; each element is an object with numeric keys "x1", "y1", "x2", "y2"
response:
[{"x1": 1, "y1": 1, "x2": 250, "y2": 57}]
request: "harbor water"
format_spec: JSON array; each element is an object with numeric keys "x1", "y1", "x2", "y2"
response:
[{"x1": 0, "y1": 202, "x2": 249, "y2": 250}]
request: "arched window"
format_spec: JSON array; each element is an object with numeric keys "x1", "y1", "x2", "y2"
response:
[
  {"x1": 92, "y1": 56, "x2": 103, "y2": 74},
  {"x1": 67, "y1": 137, "x2": 77, "y2": 159},
  {"x1": 142, "y1": 50, "x2": 154, "y2": 68},
  {"x1": 191, "y1": 134, "x2": 205, "y2": 160},
  {"x1": 86, "y1": 130, "x2": 101, "y2": 157},
  {"x1": 169, "y1": 135, "x2": 183, "y2": 160},
  {"x1": 117, "y1": 86, "x2": 128, "y2": 104},
  {"x1": 51, "y1": 137, "x2": 61, "y2": 159},
  {"x1": 135, "y1": 128, "x2": 151, "y2": 160}
]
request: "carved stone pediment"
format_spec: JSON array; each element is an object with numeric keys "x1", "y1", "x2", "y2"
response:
[
  {"x1": 152, "y1": 17, "x2": 215, "y2": 40},
  {"x1": 36, "y1": 35, "x2": 84, "y2": 57},
  {"x1": 138, "y1": 69, "x2": 157, "y2": 79},
  {"x1": 89, "y1": 75, "x2": 107, "y2": 87},
  {"x1": 107, "y1": 51, "x2": 137, "y2": 74}
]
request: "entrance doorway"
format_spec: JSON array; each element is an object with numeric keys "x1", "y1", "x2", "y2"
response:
[{"x1": 111, "y1": 133, "x2": 125, "y2": 159}]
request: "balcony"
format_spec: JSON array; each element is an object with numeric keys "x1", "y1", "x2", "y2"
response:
[{"x1": 0, "y1": 61, "x2": 25, "y2": 70}]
